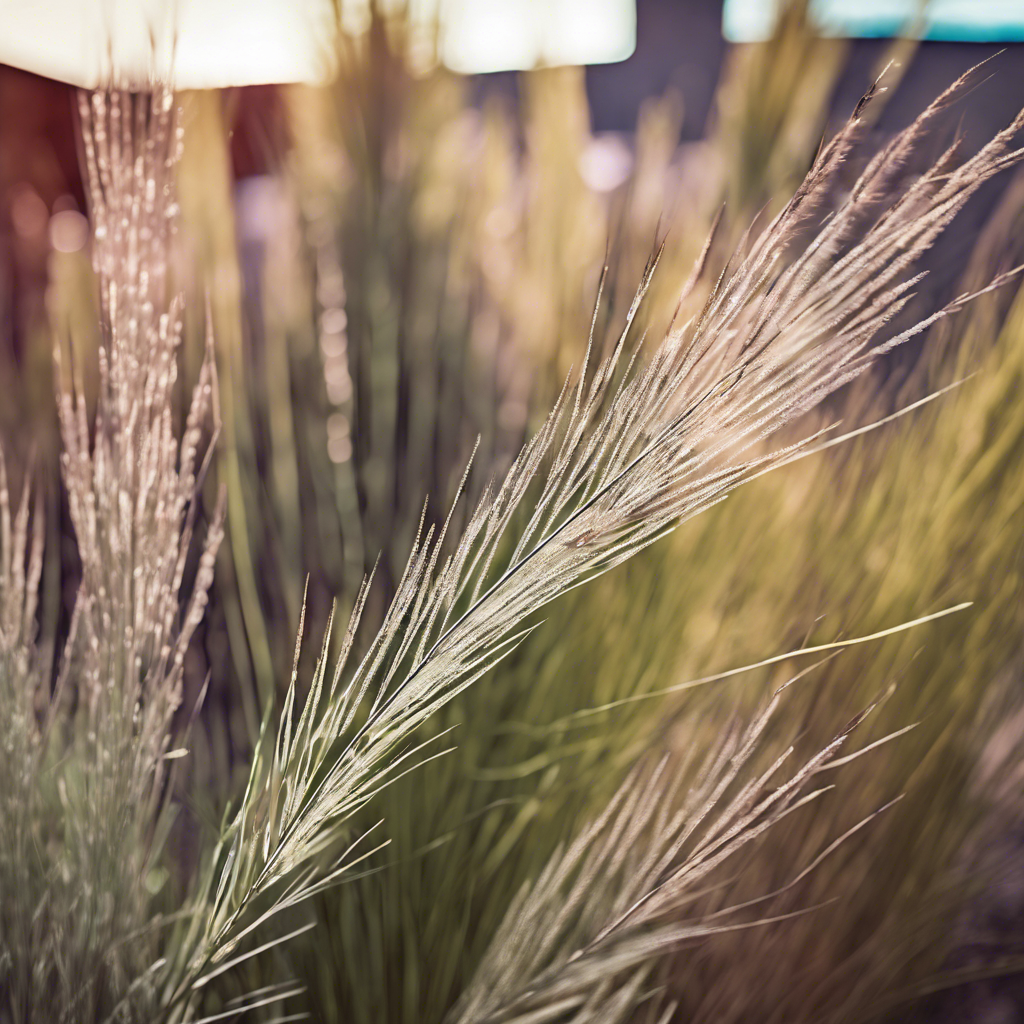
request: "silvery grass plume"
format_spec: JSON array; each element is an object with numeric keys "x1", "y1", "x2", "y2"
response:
[
  {"x1": 58, "y1": 84, "x2": 224, "y2": 1017},
  {"x1": 165, "y1": 65, "x2": 1024, "y2": 1017},
  {"x1": 0, "y1": 86, "x2": 223, "y2": 1023},
  {"x1": 0, "y1": 454, "x2": 46, "y2": 1015},
  {"x1": 447, "y1": 673, "x2": 901, "y2": 1024},
  {"x1": 66, "y1": 85, "x2": 222, "y2": 852}
]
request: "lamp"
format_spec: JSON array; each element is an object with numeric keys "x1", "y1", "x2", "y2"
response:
[
  {"x1": 0, "y1": 0, "x2": 637, "y2": 88},
  {"x1": 0, "y1": 0, "x2": 337, "y2": 88},
  {"x1": 432, "y1": 0, "x2": 636, "y2": 74}
]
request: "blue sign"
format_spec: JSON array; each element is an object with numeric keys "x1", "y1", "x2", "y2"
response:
[{"x1": 723, "y1": 0, "x2": 1024, "y2": 42}]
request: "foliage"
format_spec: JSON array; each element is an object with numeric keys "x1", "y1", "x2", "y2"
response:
[{"x1": 2, "y1": 8, "x2": 1024, "y2": 1024}]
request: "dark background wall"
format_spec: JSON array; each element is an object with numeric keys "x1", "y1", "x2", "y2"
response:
[{"x1": 588, "y1": 0, "x2": 1024, "y2": 147}]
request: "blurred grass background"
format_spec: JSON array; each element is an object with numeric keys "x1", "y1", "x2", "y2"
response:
[{"x1": 4, "y1": 0, "x2": 1024, "y2": 1019}]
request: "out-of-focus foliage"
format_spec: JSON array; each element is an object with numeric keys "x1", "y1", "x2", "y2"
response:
[{"x1": 712, "y1": 0, "x2": 848, "y2": 216}]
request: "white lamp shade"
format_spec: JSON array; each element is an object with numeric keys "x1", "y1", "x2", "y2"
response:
[
  {"x1": 436, "y1": 0, "x2": 637, "y2": 73},
  {"x1": 0, "y1": 0, "x2": 338, "y2": 89},
  {"x1": 0, "y1": 0, "x2": 637, "y2": 89}
]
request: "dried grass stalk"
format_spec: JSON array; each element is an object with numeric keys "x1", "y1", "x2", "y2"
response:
[{"x1": 449, "y1": 674, "x2": 904, "y2": 1024}]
